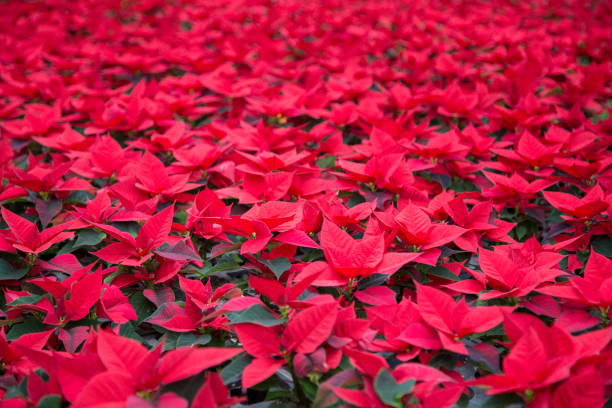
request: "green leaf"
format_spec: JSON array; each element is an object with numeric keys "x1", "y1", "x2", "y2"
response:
[
  {"x1": 260, "y1": 257, "x2": 292, "y2": 279},
  {"x1": 426, "y1": 266, "x2": 459, "y2": 281},
  {"x1": 578, "y1": 54, "x2": 591, "y2": 66},
  {"x1": 8, "y1": 294, "x2": 43, "y2": 306},
  {"x1": 103, "y1": 267, "x2": 123, "y2": 285},
  {"x1": 221, "y1": 353, "x2": 251, "y2": 384},
  {"x1": 592, "y1": 109, "x2": 610, "y2": 125},
  {"x1": 374, "y1": 368, "x2": 402, "y2": 408},
  {"x1": 176, "y1": 332, "x2": 211, "y2": 348},
  {"x1": 195, "y1": 260, "x2": 242, "y2": 278},
  {"x1": 346, "y1": 191, "x2": 366, "y2": 208},
  {"x1": 301, "y1": 248, "x2": 325, "y2": 262},
  {"x1": 73, "y1": 230, "x2": 106, "y2": 250},
  {"x1": 428, "y1": 351, "x2": 458, "y2": 370},
  {"x1": 449, "y1": 177, "x2": 478, "y2": 193},
  {"x1": 316, "y1": 155, "x2": 336, "y2": 169},
  {"x1": 115, "y1": 221, "x2": 140, "y2": 239},
  {"x1": 65, "y1": 190, "x2": 93, "y2": 205},
  {"x1": 471, "y1": 323, "x2": 505, "y2": 338},
  {"x1": 374, "y1": 368, "x2": 410, "y2": 408},
  {"x1": 119, "y1": 322, "x2": 144, "y2": 343},
  {"x1": 0, "y1": 259, "x2": 27, "y2": 280},
  {"x1": 174, "y1": 210, "x2": 189, "y2": 225},
  {"x1": 4, "y1": 377, "x2": 28, "y2": 399},
  {"x1": 56, "y1": 240, "x2": 75, "y2": 256},
  {"x1": 396, "y1": 379, "x2": 415, "y2": 396},
  {"x1": 37, "y1": 395, "x2": 62, "y2": 408},
  {"x1": 428, "y1": 173, "x2": 451, "y2": 189},
  {"x1": 592, "y1": 236, "x2": 612, "y2": 259},
  {"x1": 515, "y1": 223, "x2": 527, "y2": 240},
  {"x1": 357, "y1": 273, "x2": 389, "y2": 290},
  {"x1": 130, "y1": 291, "x2": 156, "y2": 323},
  {"x1": 300, "y1": 377, "x2": 319, "y2": 400},
  {"x1": 163, "y1": 332, "x2": 180, "y2": 351},
  {"x1": 227, "y1": 304, "x2": 282, "y2": 327},
  {"x1": 481, "y1": 393, "x2": 524, "y2": 408},
  {"x1": 7, "y1": 317, "x2": 46, "y2": 341},
  {"x1": 159, "y1": 370, "x2": 205, "y2": 401}
]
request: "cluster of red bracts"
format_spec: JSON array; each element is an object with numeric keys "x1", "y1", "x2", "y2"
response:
[{"x1": 1, "y1": 0, "x2": 612, "y2": 407}]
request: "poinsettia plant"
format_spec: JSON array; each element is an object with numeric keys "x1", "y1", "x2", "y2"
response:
[{"x1": 0, "y1": 0, "x2": 611, "y2": 407}]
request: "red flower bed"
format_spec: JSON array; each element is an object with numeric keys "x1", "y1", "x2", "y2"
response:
[{"x1": 1, "y1": 0, "x2": 611, "y2": 406}]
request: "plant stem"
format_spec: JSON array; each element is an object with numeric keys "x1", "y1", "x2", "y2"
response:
[{"x1": 288, "y1": 357, "x2": 308, "y2": 407}]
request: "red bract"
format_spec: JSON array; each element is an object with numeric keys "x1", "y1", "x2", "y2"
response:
[
  {"x1": 1, "y1": 103, "x2": 62, "y2": 138},
  {"x1": 1, "y1": 206, "x2": 75, "y2": 255},
  {"x1": 468, "y1": 313, "x2": 612, "y2": 403},
  {"x1": 232, "y1": 297, "x2": 345, "y2": 389},
  {"x1": 145, "y1": 276, "x2": 237, "y2": 331},
  {"x1": 7, "y1": 155, "x2": 93, "y2": 195},
  {"x1": 0, "y1": 0, "x2": 611, "y2": 406},
  {"x1": 68, "y1": 331, "x2": 242, "y2": 407},
  {"x1": 90, "y1": 205, "x2": 196, "y2": 266},
  {"x1": 538, "y1": 250, "x2": 612, "y2": 308},
  {"x1": 320, "y1": 218, "x2": 419, "y2": 279},
  {"x1": 133, "y1": 151, "x2": 200, "y2": 198},
  {"x1": 543, "y1": 184, "x2": 610, "y2": 220},
  {"x1": 29, "y1": 264, "x2": 103, "y2": 324},
  {"x1": 470, "y1": 238, "x2": 566, "y2": 299},
  {"x1": 416, "y1": 284, "x2": 504, "y2": 354},
  {"x1": 192, "y1": 372, "x2": 245, "y2": 408}
]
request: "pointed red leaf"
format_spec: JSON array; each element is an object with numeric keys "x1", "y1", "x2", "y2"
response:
[
  {"x1": 96, "y1": 330, "x2": 148, "y2": 374},
  {"x1": 157, "y1": 347, "x2": 243, "y2": 384},
  {"x1": 242, "y1": 357, "x2": 285, "y2": 390},
  {"x1": 234, "y1": 323, "x2": 281, "y2": 358},
  {"x1": 137, "y1": 205, "x2": 174, "y2": 252},
  {"x1": 73, "y1": 371, "x2": 135, "y2": 408},
  {"x1": 283, "y1": 301, "x2": 338, "y2": 353}
]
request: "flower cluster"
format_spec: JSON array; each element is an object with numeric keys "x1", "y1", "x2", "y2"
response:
[{"x1": 0, "y1": 0, "x2": 611, "y2": 407}]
